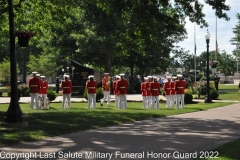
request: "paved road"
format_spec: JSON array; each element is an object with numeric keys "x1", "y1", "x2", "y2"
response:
[{"x1": 0, "y1": 96, "x2": 240, "y2": 160}]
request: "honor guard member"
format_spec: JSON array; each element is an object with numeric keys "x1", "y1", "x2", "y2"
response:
[
  {"x1": 116, "y1": 73, "x2": 128, "y2": 109},
  {"x1": 29, "y1": 71, "x2": 41, "y2": 109},
  {"x1": 170, "y1": 76, "x2": 177, "y2": 108},
  {"x1": 40, "y1": 76, "x2": 48, "y2": 109},
  {"x1": 61, "y1": 75, "x2": 72, "y2": 109},
  {"x1": 113, "y1": 75, "x2": 120, "y2": 108},
  {"x1": 175, "y1": 74, "x2": 186, "y2": 109},
  {"x1": 100, "y1": 73, "x2": 111, "y2": 106},
  {"x1": 36, "y1": 73, "x2": 43, "y2": 98},
  {"x1": 146, "y1": 76, "x2": 153, "y2": 107},
  {"x1": 150, "y1": 76, "x2": 160, "y2": 109},
  {"x1": 164, "y1": 76, "x2": 172, "y2": 108},
  {"x1": 86, "y1": 75, "x2": 97, "y2": 109},
  {"x1": 140, "y1": 77, "x2": 148, "y2": 108}
]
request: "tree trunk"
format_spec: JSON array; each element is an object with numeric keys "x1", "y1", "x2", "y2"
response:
[
  {"x1": 130, "y1": 63, "x2": 134, "y2": 76},
  {"x1": 105, "y1": 54, "x2": 111, "y2": 73}
]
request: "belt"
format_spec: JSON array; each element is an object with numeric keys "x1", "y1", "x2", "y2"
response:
[
  {"x1": 166, "y1": 88, "x2": 171, "y2": 89},
  {"x1": 177, "y1": 87, "x2": 183, "y2": 88},
  {"x1": 142, "y1": 89, "x2": 146, "y2": 90},
  {"x1": 63, "y1": 87, "x2": 70, "y2": 88},
  {"x1": 120, "y1": 87, "x2": 126, "y2": 88},
  {"x1": 88, "y1": 87, "x2": 95, "y2": 89},
  {"x1": 30, "y1": 85, "x2": 38, "y2": 87},
  {"x1": 152, "y1": 89, "x2": 158, "y2": 90},
  {"x1": 43, "y1": 87, "x2": 46, "y2": 88}
]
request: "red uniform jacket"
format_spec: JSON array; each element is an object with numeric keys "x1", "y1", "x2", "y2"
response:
[
  {"x1": 146, "y1": 82, "x2": 152, "y2": 96},
  {"x1": 116, "y1": 79, "x2": 128, "y2": 94},
  {"x1": 102, "y1": 77, "x2": 110, "y2": 91},
  {"x1": 170, "y1": 81, "x2": 176, "y2": 95},
  {"x1": 38, "y1": 79, "x2": 43, "y2": 94},
  {"x1": 113, "y1": 80, "x2": 119, "y2": 95},
  {"x1": 29, "y1": 77, "x2": 41, "y2": 93},
  {"x1": 150, "y1": 81, "x2": 160, "y2": 96},
  {"x1": 40, "y1": 81, "x2": 48, "y2": 94},
  {"x1": 61, "y1": 80, "x2": 72, "y2": 94},
  {"x1": 164, "y1": 81, "x2": 171, "y2": 95},
  {"x1": 175, "y1": 80, "x2": 186, "y2": 94},
  {"x1": 140, "y1": 82, "x2": 147, "y2": 96},
  {"x1": 86, "y1": 80, "x2": 97, "y2": 94}
]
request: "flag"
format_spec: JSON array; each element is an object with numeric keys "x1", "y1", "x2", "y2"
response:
[{"x1": 216, "y1": 40, "x2": 219, "y2": 54}]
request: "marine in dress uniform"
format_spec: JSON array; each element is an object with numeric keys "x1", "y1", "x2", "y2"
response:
[
  {"x1": 116, "y1": 74, "x2": 128, "y2": 109},
  {"x1": 140, "y1": 77, "x2": 148, "y2": 108},
  {"x1": 100, "y1": 73, "x2": 111, "y2": 106},
  {"x1": 36, "y1": 74, "x2": 43, "y2": 98},
  {"x1": 29, "y1": 71, "x2": 41, "y2": 109},
  {"x1": 150, "y1": 76, "x2": 160, "y2": 109},
  {"x1": 40, "y1": 76, "x2": 48, "y2": 109},
  {"x1": 214, "y1": 75, "x2": 220, "y2": 91},
  {"x1": 170, "y1": 76, "x2": 177, "y2": 108},
  {"x1": 175, "y1": 74, "x2": 186, "y2": 109},
  {"x1": 61, "y1": 75, "x2": 72, "y2": 109},
  {"x1": 113, "y1": 75, "x2": 120, "y2": 108},
  {"x1": 86, "y1": 75, "x2": 97, "y2": 109},
  {"x1": 146, "y1": 76, "x2": 153, "y2": 108},
  {"x1": 164, "y1": 76, "x2": 172, "y2": 108}
]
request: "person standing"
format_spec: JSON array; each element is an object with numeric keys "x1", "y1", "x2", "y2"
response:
[
  {"x1": 113, "y1": 75, "x2": 120, "y2": 108},
  {"x1": 140, "y1": 77, "x2": 148, "y2": 108},
  {"x1": 164, "y1": 76, "x2": 172, "y2": 108},
  {"x1": 100, "y1": 73, "x2": 111, "y2": 106},
  {"x1": 146, "y1": 76, "x2": 153, "y2": 108},
  {"x1": 36, "y1": 74, "x2": 43, "y2": 98},
  {"x1": 29, "y1": 71, "x2": 41, "y2": 109},
  {"x1": 86, "y1": 75, "x2": 97, "y2": 109},
  {"x1": 55, "y1": 77, "x2": 60, "y2": 93},
  {"x1": 116, "y1": 73, "x2": 128, "y2": 109},
  {"x1": 150, "y1": 76, "x2": 160, "y2": 109},
  {"x1": 40, "y1": 76, "x2": 48, "y2": 109},
  {"x1": 170, "y1": 76, "x2": 177, "y2": 108},
  {"x1": 61, "y1": 75, "x2": 72, "y2": 109},
  {"x1": 214, "y1": 75, "x2": 220, "y2": 91},
  {"x1": 175, "y1": 74, "x2": 186, "y2": 109}
]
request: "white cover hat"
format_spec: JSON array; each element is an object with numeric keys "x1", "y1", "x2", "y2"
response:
[
  {"x1": 147, "y1": 76, "x2": 153, "y2": 78},
  {"x1": 36, "y1": 74, "x2": 40, "y2": 76},
  {"x1": 88, "y1": 75, "x2": 94, "y2": 79},
  {"x1": 32, "y1": 71, "x2": 37, "y2": 74},
  {"x1": 119, "y1": 73, "x2": 125, "y2": 76},
  {"x1": 172, "y1": 76, "x2": 177, "y2": 79},
  {"x1": 144, "y1": 77, "x2": 148, "y2": 80},
  {"x1": 64, "y1": 75, "x2": 69, "y2": 78},
  {"x1": 177, "y1": 74, "x2": 182, "y2": 77},
  {"x1": 115, "y1": 75, "x2": 120, "y2": 78},
  {"x1": 104, "y1": 73, "x2": 109, "y2": 75},
  {"x1": 40, "y1": 76, "x2": 45, "y2": 78},
  {"x1": 166, "y1": 76, "x2": 172, "y2": 79}
]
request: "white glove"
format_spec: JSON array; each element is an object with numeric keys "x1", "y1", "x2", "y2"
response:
[{"x1": 106, "y1": 81, "x2": 110, "y2": 85}]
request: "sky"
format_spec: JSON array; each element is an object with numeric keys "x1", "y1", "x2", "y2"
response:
[{"x1": 177, "y1": 0, "x2": 240, "y2": 57}]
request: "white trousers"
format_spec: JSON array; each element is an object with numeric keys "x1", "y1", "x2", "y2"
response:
[
  {"x1": 165, "y1": 95, "x2": 171, "y2": 108},
  {"x1": 152, "y1": 96, "x2": 160, "y2": 109},
  {"x1": 87, "y1": 94, "x2": 96, "y2": 109},
  {"x1": 42, "y1": 94, "x2": 47, "y2": 108},
  {"x1": 170, "y1": 95, "x2": 176, "y2": 108},
  {"x1": 62, "y1": 94, "x2": 71, "y2": 109},
  {"x1": 115, "y1": 95, "x2": 120, "y2": 108},
  {"x1": 142, "y1": 96, "x2": 147, "y2": 108},
  {"x1": 146, "y1": 96, "x2": 152, "y2": 108},
  {"x1": 176, "y1": 94, "x2": 185, "y2": 109},
  {"x1": 30, "y1": 93, "x2": 39, "y2": 109},
  {"x1": 101, "y1": 91, "x2": 110, "y2": 106},
  {"x1": 119, "y1": 94, "x2": 127, "y2": 109}
]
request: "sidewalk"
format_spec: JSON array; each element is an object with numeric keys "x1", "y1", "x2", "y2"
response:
[
  {"x1": 0, "y1": 94, "x2": 239, "y2": 104},
  {"x1": 0, "y1": 98, "x2": 240, "y2": 159}
]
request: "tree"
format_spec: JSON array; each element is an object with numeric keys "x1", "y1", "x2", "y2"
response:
[{"x1": 0, "y1": 59, "x2": 19, "y2": 85}]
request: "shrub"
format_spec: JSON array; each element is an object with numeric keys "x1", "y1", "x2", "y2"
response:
[
  {"x1": 47, "y1": 89, "x2": 57, "y2": 101},
  {"x1": 19, "y1": 86, "x2": 30, "y2": 97},
  {"x1": 83, "y1": 87, "x2": 104, "y2": 102},
  {"x1": 184, "y1": 92, "x2": 193, "y2": 104},
  {"x1": 210, "y1": 89, "x2": 219, "y2": 100},
  {"x1": 7, "y1": 89, "x2": 21, "y2": 101},
  {"x1": 0, "y1": 90, "x2": 3, "y2": 97}
]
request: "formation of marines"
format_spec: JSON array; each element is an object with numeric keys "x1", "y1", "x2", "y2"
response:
[{"x1": 29, "y1": 71, "x2": 185, "y2": 110}]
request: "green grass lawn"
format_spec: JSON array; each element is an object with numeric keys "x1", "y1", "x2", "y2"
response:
[{"x1": 0, "y1": 102, "x2": 235, "y2": 148}]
